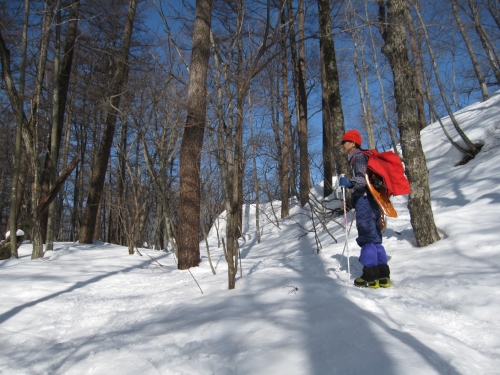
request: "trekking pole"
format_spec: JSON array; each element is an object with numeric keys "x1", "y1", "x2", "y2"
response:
[
  {"x1": 338, "y1": 210, "x2": 355, "y2": 267},
  {"x1": 340, "y1": 174, "x2": 351, "y2": 283}
]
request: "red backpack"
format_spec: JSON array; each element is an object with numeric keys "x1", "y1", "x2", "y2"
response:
[{"x1": 353, "y1": 149, "x2": 411, "y2": 196}]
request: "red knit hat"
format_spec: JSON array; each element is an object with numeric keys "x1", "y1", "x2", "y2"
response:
[{"x1": 342, "y1": 130, "x2": 362, "y2": 147}]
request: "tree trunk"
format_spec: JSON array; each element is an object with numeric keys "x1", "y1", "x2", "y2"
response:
[
  {"x1": 405, "y1": 3, "x2": 428, "y2": 129},
  {"x1": 297, "y1": 0, "x2": 310, "y2": 206},
  {"x1": 413, "y1": 3, "x2": 480, "y2": 157},
  {"x1": 177, "y1": 0, "x2": 213, "y2": 269},
  {"x1": 287, "y1": 0, "x2": 300, "y2": 200},
  {"x1": 320, "y1": 49, "x2": 335, "y2": 197},
  {"x1": 249, "y1": 94, "x2": 261, "y2": 243},
  {"x1": 318, "y1": 0, "x2": 350, "y2": 196},
  {"x1": 367, "y1": 0, "x2": 401, "y2": 159},
  {"x1": 79, "y1": 0, "x2": 137, "y2": 244},
  {"x1": 378, "y1": 0, "x2": 440, "y2": 247},
  {"x1": 30, "y1": 0, "x2": 57, "y2": 258},
  {"x1": 280, "y1": 2, "x2": 291, "y2": 216},
  {"x1": 8, "y1": 0, "x2": 29, "y2": 258},
  {"x1": 286, "y1": 0, "x2": 309, "y2": 205},
  {"x1": 42, "y1": 0, "x2": 80, "y2": 246},
  {"x1": 46, "y1": 0, "x2": 62, "y2": 251}
]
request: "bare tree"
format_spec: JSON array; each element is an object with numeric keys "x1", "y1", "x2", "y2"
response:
[
  {"x1": 405, "y1": 2, "x2": 428, "y2": 129},
  {"x1": 466, "y1": 0, "x2": 500, "y2": 84},
  {"x1": 318, "y1": 0, "x2": 349, "y2": 197},
  {"x1": 365, "y1": 0, "x2": 401, "y2": 158},
  {"x1": 412, "y1": 1, "x2": 481, "y2": 158},
  {"x1": 345, "y1": 1, "x2": 376, "y2": 149},
  {"x1": 79, "y1": 0, "x2": 137, "y2": 244},
  {"x1": 378, "y1": 0, "x2": 440, "y2": 247},
  {"x1": 7, "y1": 0, "x2": 29, "y2": 258},
  {"x1": 279, "y1": 0, "x2": 291, "y2": 217},
  {"x1": 287, "y1": 0, "x2": 310, "y2": 206},
  {"x1": 0, "y1": 0, "x2": 57, "y2": 258},
  {"x1": 450, "y1": 0, "x2": 488, "y2": 101},
  {"x1": 44, "y1": 0, "x2": 80, "y2": 250},
  {"x1": 485, "y1": 0, "x2": 500, "y2": 31},
  {"x1": 297, "y1": 0, "x2": 310, "y2": 206},
  {"x1": 177, "y1": 0, "x2": 213, "y2": 269}
]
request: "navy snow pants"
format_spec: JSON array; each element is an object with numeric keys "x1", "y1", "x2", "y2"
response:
[{"x1": 352, "y1": 194, "x2": 388, "y2": 268}]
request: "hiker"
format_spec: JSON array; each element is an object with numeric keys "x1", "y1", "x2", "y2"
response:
[{"x1": 339, "y1": 129, "x2": 390, "y2": 288}]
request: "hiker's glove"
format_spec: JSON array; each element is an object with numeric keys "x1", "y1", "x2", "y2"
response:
[{"x1": 339, "y1": 177, "x2": 353, "y2": 188}]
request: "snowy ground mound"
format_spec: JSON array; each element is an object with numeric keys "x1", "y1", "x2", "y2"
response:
[{"x1": 2, "y1": 93, "x2": 500, "y2": 374}]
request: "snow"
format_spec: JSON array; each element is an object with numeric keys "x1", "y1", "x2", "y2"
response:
[
  {"x1": 2, "y1": 93, "x2": 500, "y2": 375},
  {"x1": 5, "y1": 229, "x2": 25, "y2": 239}
]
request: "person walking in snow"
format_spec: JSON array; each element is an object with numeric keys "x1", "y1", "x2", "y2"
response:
[{"x1": 339, "y1": 130, "x2": 391, "y2": 288}]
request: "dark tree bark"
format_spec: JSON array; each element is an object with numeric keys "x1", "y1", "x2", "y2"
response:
[
  {"x1": 318, "y1": 0, "x2": 349, "y2": 197},
  {"x1": 8, "y1": 0, "x2": 29, "y2": 258},
  {"x1": 280, "y1": 1, "x2": 291, "y2": 217},
  {"x1": 297, "y1": 0, "x2": 310, "y2": 206},
  {"x1": 378, "y1": 0, "x2": 440, "y2": 247},
  {"x1": 288, "y1": 0, "x2": 309, "y2": 206},
  {"x1": 79, "y1": 0, "x2": 137, "y2": 244},
  {"x1": 177, "y1": 0, "x2": 213, "y2": 269}
]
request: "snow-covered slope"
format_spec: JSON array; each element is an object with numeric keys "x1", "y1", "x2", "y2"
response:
[{"x1": 2, "y1": 93, "x2": 500, "y2": 374}]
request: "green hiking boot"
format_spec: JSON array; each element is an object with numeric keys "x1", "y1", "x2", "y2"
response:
[
  {"x1": 378, "y1": 277, "x2": 391, "y2": 288},
  {"x1": 354, "y1": 278, "x2": 379, "y2": 289}
]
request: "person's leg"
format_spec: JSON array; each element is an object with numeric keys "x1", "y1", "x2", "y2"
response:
[
  {"x1": 354, "y1": 195, "x2": 388, "y2": 288},
  {"x1": 355, "y1": 243, "x2": 380, "y2": 288},
  {"x1": 355, "y1": 195, "x2": 381, "y2": 246},
  {"x1": 375, "y1": 244, "x2": 391, "y2": 287},
  {"x1": 362, "y1": 194, "x2": 390, "y2": 279}
]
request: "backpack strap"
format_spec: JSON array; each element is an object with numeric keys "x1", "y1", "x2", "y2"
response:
[{"x1": 349, "y1": 149, "x2": 372, "y2": 165}]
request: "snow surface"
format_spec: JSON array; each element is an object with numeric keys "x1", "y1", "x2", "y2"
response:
[{"x1": 2, "y1": 93, "x2": 500, "y2": 375}]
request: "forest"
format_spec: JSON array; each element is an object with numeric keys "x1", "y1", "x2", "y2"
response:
[{"x1": 0, "y1": 0, "x2": 498, "y2": 282}]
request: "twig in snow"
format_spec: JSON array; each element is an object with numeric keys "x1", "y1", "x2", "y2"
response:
[
  {"x1": 171, "y1": 250, "x2": 204, "y2": 294},
  {"x1": 145, "y1": 251, "x2": 204, "y2": 294},
  {"x1": 282, "y1": 286, "x2": 299, "y2": 294}
]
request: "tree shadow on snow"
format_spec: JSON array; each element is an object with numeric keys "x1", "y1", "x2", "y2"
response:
[{"x1": 0, "y1": 242, "x2": 464, "y2": 375}]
